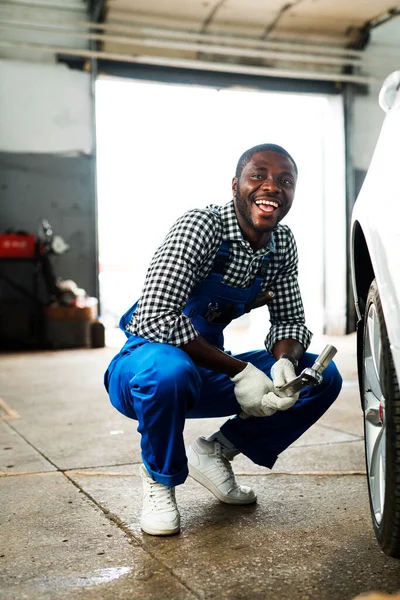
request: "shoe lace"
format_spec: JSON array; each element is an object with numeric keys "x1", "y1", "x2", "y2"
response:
[
  {"x1": 148, "y1": 480, "x2": 176, "y2": 511},
  {"x1": 214, "y1": 443, "x2": 238, "y2": 490}
]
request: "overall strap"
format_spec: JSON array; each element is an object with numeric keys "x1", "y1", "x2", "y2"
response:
[
  {"x1": 212, "y1": 240, "x2": 271, "y2": 279},
  {"x1": 255, "y1": 252, "x2": 271, "y2": 279},
  {"x1": 212, "y1": 240, "x2": 232, "y2": 275}
]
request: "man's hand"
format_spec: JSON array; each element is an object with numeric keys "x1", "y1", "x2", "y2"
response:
[
  {"x1": 266, "y1": 356, "x2": 300, "y2": 412},
  {"x1": 270, "y1": 356, "x2": 296, "y2": 388},
  {"x1": 231, "y1": 363, "x2": 276, "y2": 417},
  {"x1": 261, "y1": 390, "x2": 299, "y2": 412}
]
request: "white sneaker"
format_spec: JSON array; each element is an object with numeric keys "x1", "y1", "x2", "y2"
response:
[
  {"x1": 140, "y1": 464, "x2": 180, "y2": 536},
  {"x1": 187, "y1": 437, "x2": 257, "y2": 505}
]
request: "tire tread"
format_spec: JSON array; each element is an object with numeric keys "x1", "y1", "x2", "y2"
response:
[{"x1": 363, "y1": 279, "x2": 400, "y2": 557}]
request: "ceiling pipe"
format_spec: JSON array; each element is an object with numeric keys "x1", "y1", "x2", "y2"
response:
[
  {"x1": 101, "y1": 17, "x2": 367, "y2": 57},
  {"x1": 0, "y1": 38, "x2": 380, "y2": 84},
  {"x1": 0, "y1": 15, "x2": 367, "y2": 58},
  {"x1": 0, "y1": 0, "x2": 86, "y2": 11},
  {"x1": 0, "y1": 21, "x2": 364, "y2": 67}
]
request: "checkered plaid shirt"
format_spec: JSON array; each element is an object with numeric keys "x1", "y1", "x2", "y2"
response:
[{"x1": 126, "y1": 200, "x2": 312, "y2": 352}]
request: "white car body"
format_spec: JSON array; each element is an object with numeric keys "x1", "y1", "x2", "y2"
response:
[
  {"x1": 351, "y1": 70, "x2": 400, "y2": 386},
  {"x1": 351, "y1": 70, "x2": 400, "y2": 557}
]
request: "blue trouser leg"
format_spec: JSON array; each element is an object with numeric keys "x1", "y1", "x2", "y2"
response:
[
  {"x1": 105, "y1": 338, "x2": 342, "y2": 487},
  {"x1": 107, "y1": 338, "x2": 202, "y2": 487},
  {"x1": 190, "y1": 349, "x2": 342, "y2": 468}
]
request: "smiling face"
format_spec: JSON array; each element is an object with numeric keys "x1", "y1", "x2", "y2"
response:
[{"x1": 232, "y1": 150, "x2": 297, "y2": 249}]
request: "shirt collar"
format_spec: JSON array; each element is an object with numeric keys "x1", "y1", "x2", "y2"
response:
[{"x1": 208, "y1": 200, "x2": 277, "y2": 255}]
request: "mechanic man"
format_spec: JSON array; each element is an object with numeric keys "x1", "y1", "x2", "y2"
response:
[{"x1": 104, "y1": 143, "x2": 342, "y2": 536}]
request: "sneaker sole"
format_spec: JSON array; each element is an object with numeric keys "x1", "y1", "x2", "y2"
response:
[
  {"x1": 188, "y1": 464, "x2": 257, "y2": 505},
  {"x1": 140, "y1": 521, "x2": 180, "y2": 536}
]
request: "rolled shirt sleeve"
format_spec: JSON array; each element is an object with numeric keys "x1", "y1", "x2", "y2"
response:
[
  {"x1": 128, "y1": 209, "x2": 221, "y2": 346},
  {"x1": 264, "y1": 227, "x2": 313, "y2": 353}
]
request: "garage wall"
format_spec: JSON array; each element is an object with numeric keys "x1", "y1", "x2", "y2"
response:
[
  {"x1": 0, "y1": 59, "x2": 98, "y2": 298},
  {"x1": 0, "y1": 7, "x2": 398, "y2": 332}
]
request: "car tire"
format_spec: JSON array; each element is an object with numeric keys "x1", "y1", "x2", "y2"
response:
[{"x1": 362, "y1": 279, "x2": 400, "y2": 557}]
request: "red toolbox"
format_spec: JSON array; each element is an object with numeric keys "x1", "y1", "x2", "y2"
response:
[{"x1": 0, "y1": 234, "x2": 37, "y2": 258}]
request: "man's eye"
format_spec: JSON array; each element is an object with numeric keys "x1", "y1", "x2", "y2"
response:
[
  {"x1": 251, "y1": 174, "x2": 263, "y2": 179},
  {"x1": 281, "y1": 178, "x2": 293, "y2": 185}
]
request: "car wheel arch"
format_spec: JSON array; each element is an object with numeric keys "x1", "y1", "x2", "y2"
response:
[
  {"x1": 352, "y1": 220, "x2": 375, "y2": 318},
  {"x1": 352, "y1": 221, "x2": 375, "y2": 397}
]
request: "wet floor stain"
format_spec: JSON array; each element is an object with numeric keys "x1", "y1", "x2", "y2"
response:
[{"x1": 36, "y1": 566, "x2": 132, "y2": 589}]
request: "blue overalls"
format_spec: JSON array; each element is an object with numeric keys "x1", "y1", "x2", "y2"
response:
[{"x1": 105, "y1": 241, "x2": 342, "y2": 488}]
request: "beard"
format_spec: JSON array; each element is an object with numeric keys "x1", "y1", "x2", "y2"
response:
[{"x1": 234, "y1": 188, "x2": 274, "y2": 233}]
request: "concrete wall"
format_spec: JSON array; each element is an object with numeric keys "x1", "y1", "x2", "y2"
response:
[
  {"x1": 0, "y1": 10, "x2": 398, "y2": 336},
  {"x1": 0, "y1": 152, "x2": 97, "y2": 296},
  {"x1": 0, "y1": 59, "x2": 97, "y2": 298}
]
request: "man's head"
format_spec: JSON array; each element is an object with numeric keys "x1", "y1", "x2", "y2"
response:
[
  {"x1": 232, "y1": 144, "x2": 298, "y2": 250},
  {"x1": 235, "y1": 143, "x2": 298, "y2": 180}
]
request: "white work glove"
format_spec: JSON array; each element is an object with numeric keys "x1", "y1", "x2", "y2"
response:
[
  {"x1": 231, "y1": 363, "x2": 276, "y2": 417},
  {"x1": 270, "y1": 356, "x2": 296, "y2": 388},
  {"x1": 266, "y1": 356, "x2": 300, "y2": 412},
  {"x1": 261, "y1": 390, "x2": 299, "y2": 412}
]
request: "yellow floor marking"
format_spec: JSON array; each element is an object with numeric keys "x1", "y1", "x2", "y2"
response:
[
  {"x1": 0, "y1": 397, "x2": 20, "y2": 421},
  {"x1": 66, "y1": 470, "x2": 366, "y2": 477},
  {"x1": 0, "y1": 469, "x2": 367, "y2": 478}
]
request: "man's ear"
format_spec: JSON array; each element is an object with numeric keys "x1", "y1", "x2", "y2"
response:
[{"x1": 232, "y1": 177, "x2": 238, "y2": 198}]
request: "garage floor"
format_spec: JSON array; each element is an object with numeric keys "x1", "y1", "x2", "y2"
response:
[{"x1": 2, "y1": 333, "x2": 400, "y2": 600}]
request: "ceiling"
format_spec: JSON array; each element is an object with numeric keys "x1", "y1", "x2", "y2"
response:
[
  {"x1": 99, "y1": 0, "x2": 400, "y2": 84},
  {"x1": 104, "y1": 0, "x2": 396, "y2": 46},
  {"x1": 0, "y1": 0, "x2": 399, "y2": 84}
]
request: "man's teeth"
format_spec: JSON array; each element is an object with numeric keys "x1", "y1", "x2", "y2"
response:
[{"x1": 255, "y1": 200, "x2": 279, "y2": 208}]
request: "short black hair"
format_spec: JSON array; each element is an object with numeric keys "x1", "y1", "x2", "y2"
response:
[{"x1": 235, "y1": 143, "x2": 298, "y2": 180}]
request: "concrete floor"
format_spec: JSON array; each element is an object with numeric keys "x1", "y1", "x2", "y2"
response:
[{"x1": 1, "y1": 333, "x2": 400, "y2": 600}]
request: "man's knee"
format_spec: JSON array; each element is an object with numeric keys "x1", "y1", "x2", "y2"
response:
[
  {"x1": 131, "y1": 343, "x2": 201, "y2": 398},
  {"x1": 325, "y1": 360, "x2": 342, "y2": 388},
  {"x1": 319, "y1": 360, "x2": 342, "y2": 401}
]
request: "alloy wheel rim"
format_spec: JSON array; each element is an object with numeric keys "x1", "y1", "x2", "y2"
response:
[{"x1": 364, "y1": 303, "x2": 386, "y2": 525}]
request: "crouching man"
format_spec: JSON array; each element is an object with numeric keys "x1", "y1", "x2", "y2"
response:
[{"x1": 104, "y1": 143, "x2": 342, "y2": 536}]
